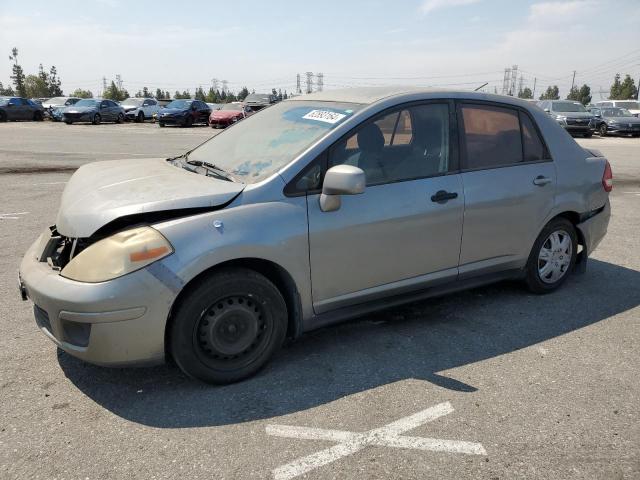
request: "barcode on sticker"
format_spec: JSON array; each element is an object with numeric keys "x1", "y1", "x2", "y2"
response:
[{"x1": 302, "y1": 110, "x2": 347, "y2": 124}]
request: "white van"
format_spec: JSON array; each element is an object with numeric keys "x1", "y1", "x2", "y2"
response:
[{"x1": 595, "y1": 100, "x2": 640, "y2": 117}]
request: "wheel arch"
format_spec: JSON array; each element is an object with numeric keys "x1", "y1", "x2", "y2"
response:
[
  {"x1": 165, "y1": 257, "x2": 303, "y2": 360},
  {"x1": 546, "y1": 210, "x2": 587, "y2": 271}
]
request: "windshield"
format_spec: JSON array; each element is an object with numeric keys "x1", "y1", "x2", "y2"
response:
[
  {"x1": 615, "y1": 101, "x2": 640, "y2": 110},
  {"x1": 75, "y1": 99, "x2": 98, "y2": 107},
  {"x1": 551, "y1": 102, "x2": 587, "y2": 113},
  {"x1": 166, "y1": 99, "x2": 192, "y2": 109},
  {"x1": 46, "y1": 97, "x2": 67, "y2": 105},
  {"x1": 603, "y1": 108, "x2": 633, "y2": 117},
  {"x1": 221, "y1": 103, "x2": 243, "y2": 111},
  {"x1": 187, "y1": 101, "x2": 363, "y2": 183},
  {"x1": 0, "y1": 98, "x2": 10, "y2": 106},
  {"x1": 121, "y1": 98, "x2": 143, "y2": 106}
]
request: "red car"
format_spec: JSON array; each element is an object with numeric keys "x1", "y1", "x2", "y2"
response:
[{"x1": 209, "y1": 103, "x2": 254, "y2": 128}]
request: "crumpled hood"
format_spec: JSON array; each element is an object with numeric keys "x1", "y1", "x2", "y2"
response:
[
  {"x1": 211, "y1": 110, "x2": 242, "y2": 119},
  {"x1": 56, "y1": 158, "x2": 245, "y2": 238}
]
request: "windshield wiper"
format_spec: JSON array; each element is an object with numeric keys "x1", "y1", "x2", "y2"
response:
[{"x1": 185, "y1": 159, "x2": 237, "y2": 182}]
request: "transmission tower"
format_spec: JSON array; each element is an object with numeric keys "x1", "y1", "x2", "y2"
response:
[
  {"x1": 509, "y1": 65, "x2": 518, "y2": 96},
  {"x1": 517, "y1": 75, "x2": 524, "y2": 96},
  {"x1": 502, "y1": 68, "x2": 511, "y2": 95},
  {"x1": 115, "y1": 74, "x2": 123, "y2": 91},
  {"x1": 211, "y1": 78, "x2": 219, "y2": 90},
  {"x1": 296, "y1": 74, "x2": 301, "y2": 94},
  {"x1": 222, "y1": 80, "x2": 228, "y2": 93},
  {"x1": 102, "y1": 77, "x2": 107, "y2": 96},
  {"x1": 317, "y1": 73, "x2": 324, "y2": 92},
  {"x1": 305, "y1": 72, "x2": 313, "y2": 94}
]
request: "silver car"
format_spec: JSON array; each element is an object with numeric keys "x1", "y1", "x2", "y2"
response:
[{"x1": 19, "y1": 88, "x2": 612, "y2": 384}]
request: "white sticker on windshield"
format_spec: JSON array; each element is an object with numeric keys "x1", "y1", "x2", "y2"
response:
[{"x1": 302, "y1": 110, "x2": 347, "y2": 124}]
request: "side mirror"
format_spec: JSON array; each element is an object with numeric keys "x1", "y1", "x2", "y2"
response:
[
  {"x1": 319, "y1": 165, "x2": 365, "y2": 212},
  {"x1": 543, "y1": 108, "x2": 550, "y2": 113}
]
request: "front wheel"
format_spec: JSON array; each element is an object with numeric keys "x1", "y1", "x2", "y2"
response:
[
  {"x1": 584, "y1": 132, "x2": 592, "y2": 138},
  {"x1": 136, "y1": 111, "x2": 144, "y2": 123},
  {"x1": 65, "y1": 120, "x2": 73, "y2": 125},
  {"x1": 170, "y1": 268, "x2": 287, "y2": 384},
  {"x1": 525, "y1": 218, "x2": 577, "y2": 294},
  {"x1": 158, "y1": 122, "x2": 165, "y2": 128},
  {"x1": 116, "y1": 113, "x2": 125, "y2": 124},
  {"x1": 92, "y1": 113, "x2": 101, "y2": 125},
  {"x1": 184, "y1": 116, "x2": 193, "y2": 128},
  {"x1": 599, "y1": 124, "x2": 607, "y2": 136},
  {"x1": 33, "y1": 111, "x2": 43, "y2": 121}
]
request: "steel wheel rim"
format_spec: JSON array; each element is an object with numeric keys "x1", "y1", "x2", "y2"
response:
[
  {"x1": 193, "y1": 295, "x2": 271, "y2": 370},
  {"x1": 538, "y1": 229, "x2": 572, "y2": 284}
]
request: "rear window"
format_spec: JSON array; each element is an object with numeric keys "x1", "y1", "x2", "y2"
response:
[{"x1": 460, "y1": 105, "x2": 522, "y2": 169}]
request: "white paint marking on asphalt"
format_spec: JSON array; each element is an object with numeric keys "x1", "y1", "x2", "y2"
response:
[
  {"x1": 30, "y1": 181, "x2": 68, "y2": 186},
  {"x1": 267, "y1": 402, "x2": 486, "y2": 480},
  {"x1": 0, "y1": 211, "x2": 29, "y2": 220}
]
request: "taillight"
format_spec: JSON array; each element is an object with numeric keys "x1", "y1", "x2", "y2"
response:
[{"x1": 602, "y1": 160, "x2": 613, "y2": 192}]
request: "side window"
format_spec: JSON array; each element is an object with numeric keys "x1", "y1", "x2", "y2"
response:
[
  {"x1": 329, "y1": 103, "x2": 450, "y2": 186},
  {"x1": 520, "y1": 112, "x2": 548, "y2": 162},
  {"x1": 142, "y1": 100, "x2": 150, "y2": 106},
  {"x1": 8, "y1": 98, "x2": 20, "y2": 105},
  {"x1": 100, "y1": 101, "x2": 109, "y2": 108},
  {"x1": 460, "y1": 104, "x2": 522, "y2": 169},
  {"x1": 284, "y1": 153, "x2": 324, "y2": 196}
]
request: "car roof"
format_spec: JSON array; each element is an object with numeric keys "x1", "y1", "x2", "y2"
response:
[{"x1": 287, "y1": 86, "x2": 540, "y2": 109}]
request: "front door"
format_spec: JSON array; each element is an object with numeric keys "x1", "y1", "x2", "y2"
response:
[
  {"x1": 456, "y1": 102, "x2": 557, "y2": 277},
  {"x1": 307, "y1": 102, "x2": 464, "y2": 313}
]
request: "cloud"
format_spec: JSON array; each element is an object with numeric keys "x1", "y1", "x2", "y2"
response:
[{"x1": 420, "y1": 0, "x2": 481, "y2": 15}]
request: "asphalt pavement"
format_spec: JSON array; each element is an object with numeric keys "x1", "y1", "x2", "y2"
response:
[{"x1": 1, "y1": 121, "x2": 639, "y2": 479}]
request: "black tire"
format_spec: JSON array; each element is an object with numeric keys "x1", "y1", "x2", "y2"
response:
[
  {"x1": 65, "y1": 120, "x2": 73, "y2": 125},
  {"x1": 584, "y1": 131, "x2": 592, "y2": 138},
  {"x1": 184, "y1": 116, "x2": 193, "y2": 128},
  {"x1": 599, "y1": 124, "x2": 607, "y2": 136},
  {"x1": 170, "y1": 268, "x2": 287, "y2": 384},
  {"x1": 525, "y1": 218, "x2": 578, "y2": 294},
  {"x1": 136, "y1": 111, "x2": 144, "y2": 123},
  {"x1": 33, "y1": 111, "x2": 43, "y2": 121},
  {"x1": 92, "y1": 113, "x2": 101, "y2": 125},
  {"x1": 116, "y1": 113, "x2": 125, "y2": 124},
  {"x1": 0, "y1": 111, "x2": 6, "y2": 122},
  {"x1": 158, "y1": 122, "x2": 165, "y2": 128}
]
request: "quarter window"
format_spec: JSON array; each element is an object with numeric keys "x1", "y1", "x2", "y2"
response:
[
  {"x1": 520, "y1": 112, "x2": 548, "y2": 162},
  {"x1": 330, "y1": 103, "x2": 450, "y2": 185},
  {"x1": 460, "y1": 104, "x2": 523, "y2": 169}
]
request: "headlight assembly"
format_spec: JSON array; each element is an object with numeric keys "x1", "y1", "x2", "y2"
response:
[{"x1": 61, "y1": 227, "x2": 173, "y2": 283}]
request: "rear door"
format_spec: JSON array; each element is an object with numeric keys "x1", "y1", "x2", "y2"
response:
[
  {"x1": 307, "y1": 101, "x2": 464, "y2": 313},
  {"x1": 457, "y1": 102, "x2": 556, "y2": 277}
]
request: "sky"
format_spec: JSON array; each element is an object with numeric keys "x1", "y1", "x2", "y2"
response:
[{"x1": 1, "y1": 0, "x2": 639, "y2": 100}]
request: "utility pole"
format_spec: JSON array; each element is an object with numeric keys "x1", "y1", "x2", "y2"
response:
[
  {"x1": 305, "y1": 72, "x2": 313, "y2": 94},
  {"x1": 102, "y1": 77, "x2": 107, "y2": 96},
  {"x1": 532, "y1": 77, "x2": 537, "y2": 99},
  {"x1": 211, "y1": 78, "x2": 219, "y2": 91},
  {"x1": 296, "y1": 74, "x2": 301, "y2": 94},
  {"x1": 115, "y1": 74, "x2": 123, "y2": 91},
  {"x1": 570, "y1": 70, "x2": 576, "y2": 92},
  {"x1": 317, "y1": 73, "x2": 324, "y2": 92}
]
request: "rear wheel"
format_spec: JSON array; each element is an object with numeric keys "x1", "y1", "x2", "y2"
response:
[
  {"x1": 170, "y1": 268, "x2": 287, "y2": 384},
  {"x1": 65, "y1": 120, "x2": 73, "y2": 125},
  {"x1": 0, "y1": 111, "x2": 6, "y2": 122},
  {"x1": 136, "y1": 111, "x2": 144, "y2": 123},
  {"x1": 158, "y1": 122, "x2": 165, "y2": 127},
  {"x1": 116, "y1": 113, "x2": 125, "y2": 124},
  {"x1": 525, "y1": 218, "x2": 577, "y2": 294},
  {"x1": 583, "y1": 131, "x2": 592, "y2": 138},
  {"x1": 92, "y1": 113, "x2": 101, "y2": 125},
  {"x1": 33, "y1": 111, "x2": 43, "y2": 121},
  {"x1": 184, "y1": 116, "x2": 193, "y2": 128},
  {"x1": 599, "y1": 124, "x2": 607, "y2": 136}
]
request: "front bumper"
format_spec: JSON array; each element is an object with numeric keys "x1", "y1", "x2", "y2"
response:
[
  {"x1": 19, "y1": 233, "x2": 176, "y2": 366},
  {"x1": 210, "y1": 117, "x2": 238, "y2": 127},
  {"x1": 63, "y1": 112, "x2": 92, "y2": 122},
  {"x1": 158, "y1": 115, "x2": 187, "y2": 125},
  {"x1": 605, "y1": 124, "x2": 640, "y2": 134}
]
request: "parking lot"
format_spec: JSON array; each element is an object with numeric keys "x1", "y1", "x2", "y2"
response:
[{"x1": 1, "y1": 122, "x2": 639, "y2": 479}]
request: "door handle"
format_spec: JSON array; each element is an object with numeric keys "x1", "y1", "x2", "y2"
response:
[
  {"x1": 431, "y1": 190, "x2": 458, "y2": 203},
  {"x1": 533, "y1": 175, "x2": 552, "y2": 186}
]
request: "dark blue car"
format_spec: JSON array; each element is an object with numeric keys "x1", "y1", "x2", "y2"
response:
[{"x1": 157, "y1": 99, "x2": 211, "y2": 127}]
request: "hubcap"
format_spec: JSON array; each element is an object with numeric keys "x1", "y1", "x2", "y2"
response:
[
  {"x1": 197, "y1": 296, "x2": 265, "y2": 360},
  {"x1": 538, "y1": 230, "x2": 572, "y2": 284}
]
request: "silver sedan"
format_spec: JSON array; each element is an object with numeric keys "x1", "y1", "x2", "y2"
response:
[{"x1": 19, "y1": 87, "x2": 612, "y2": 384}]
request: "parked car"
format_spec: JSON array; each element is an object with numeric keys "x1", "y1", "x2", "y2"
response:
[
  {"x1": 537, "y1": 100, "x2": 594, "y2": 136},
  {"x1": 63, "y1": 98, "x2": 125, "y2": 125},
  {"x1": 595, "y1": 100, "x2": 640, "y2": 117},
  {"x1": 209, "y1": 103, "x2": 254, "y2": 128},
  {"x1": 589, "y1": 107, "x2": 640, "y2": 137},
  {"x1": 244, "y1": 92, "x2": 276, "y2": 111},
  {"x1": 120, "y1": 97, "x2": 160, "y2": 123},
  {"x1": 206, "y1": 102, "x2": 223, "y2": 111},
  {"x1": 157, "y1": 99, "x2": 211, "y2": 127},
  {"x1": 42, "y1": 97, "x2": 82, "y2": 121},
  {"x1": 0, "y1": 96, "x2": 45, "y2": 121},
  {"x1": 19, "y1": 87, "x2": 611, "y2": 384}
]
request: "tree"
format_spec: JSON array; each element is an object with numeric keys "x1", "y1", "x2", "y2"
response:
[
  {"x1": 71, "y1": 88, "x2": 93, "y2": 98},
  {"x1": 0, "y1": 82, "x2": 14, "y2": 95},
  {"x1": 205, "y1": 87, "x2": 218, "y2": 103},
  {"x1": 518, "y1": 87, "x2": 533, "y2": 99},
  {"x1": 539, "y1": 85, "x2": 559, "y2": 100},
  {"x1": 237, "y1": 86, "x2": 249, "y2": 101},
  {"x1": 283, "y1": 90, "x2": 288, "y2": 100},
  {"x1": 574, "y1": 84, "x2": 591, "y2": 105},
  {"x1": 9, "y1": 48, "x2": 26, "y2": 97},
  {"x1": 609, "y1": 73, "x2": 622, "y2": 99},
  {"x1": 47, "y1": 66, "x2": 63, "y2": 96},
  {"x1": 618, "y1": 75, "x2": 638, "y2": 100},
  {"x1": 103, "y1": 80, "x2": 128, "y2": 101},
  {"x1": 195, "y1": 87, "x2": 206, "y2": 101},
  {"x1": 24, "y1": 74, "x2": 49, "y2": 98}
]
